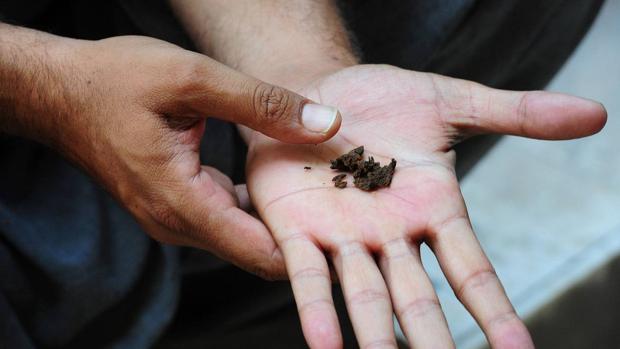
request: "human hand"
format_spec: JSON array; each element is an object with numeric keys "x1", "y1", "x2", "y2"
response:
[
  {"x1": 2, "y1": 31, "x2": 343, "y2": 278},
  {"x1": 245, "y1": 65, "x2": 607, "y2": 348}
]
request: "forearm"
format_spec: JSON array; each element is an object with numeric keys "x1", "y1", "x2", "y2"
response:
[
  {"x1": 0, "y1": 23, "x2": 82, "y2": 147},
  {"x1": 169, "y1": 0, "x2": 358, "y2": 89}
]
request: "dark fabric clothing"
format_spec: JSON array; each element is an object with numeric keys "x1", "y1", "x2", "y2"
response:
[
  {"x1": 155, "y1": 267, "x2": 359, "y2": 349},
  {"x1": 341, "y1": 0, "x2": 605, "y2": 89},
  {"x1": 0, "y1": 137, "x2": 180, "y2": 349},
  {"x1": 0, "y1": 0, "x2": 604, "y2": 348}
]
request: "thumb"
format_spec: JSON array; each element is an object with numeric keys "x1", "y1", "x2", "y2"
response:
[
  {"x1": 454, "y1": 83, "x2": 607, "y2": 140},
  {"x1": 177, "y1": 56, "x2": 341, "y2": 144}
]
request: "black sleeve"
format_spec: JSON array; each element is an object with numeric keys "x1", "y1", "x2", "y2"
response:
[{"x1": 0, "y1": 0, "x2": 55, "y2": 25}]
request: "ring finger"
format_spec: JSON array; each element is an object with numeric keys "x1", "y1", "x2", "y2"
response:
[
  {"x1": 378, "y1": 237, "x2": 454, "y2": 348},
  {"x1": 332, "y1": 240, "x2": 397, "y2": 348}
]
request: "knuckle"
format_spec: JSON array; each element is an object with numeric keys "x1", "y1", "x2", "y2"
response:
[
  {"x1": 336, "y1": 240, "x2": 368, "y2": 258},
  {"x1": 362, "y1": 339, "x2": 398, "y2": 349},
  {"x1": 396, "y1": 297, "x2": 442, "y2": 320},
  {"x1": 348, "y1": 288, "x2": 390, "y2": 307},
  {"x1": 252, "y1": 82, "x2": 292, "y2": 125},
  {"x1": 291, "y1": 267, "x2": 330, "y2": 283},
  {"x1": 278, "y1": 233, "x2": 313, "y2": 249},
  {"x1": 247, "y1": 248, "x2": 287, "y2": 281},
  {"x1": 456, "y1": 268, "x2": 498, "y2": 301},
  {"x1": 298, "y1": 298, "x2": 334, "y2": 316},
  {"x1": 428, "y1": 213, "x2": 469, "y2": 242},
  {"x1": 168, "y1": 56, "x2": 208, "y2": 93},
  {"x1": 379, "y1": 237, "x2": 411, "y2": 263},
  {"x1": 516, "y1": 91, "x2": 531, "y2": 135},
  {"x1": 487, "y1": 310, "x2": 521, "y2": 330}
]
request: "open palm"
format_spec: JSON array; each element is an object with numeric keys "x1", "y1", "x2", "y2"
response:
[{"x1": 245, "y1": 65, "x2": 606, "y2": 349}]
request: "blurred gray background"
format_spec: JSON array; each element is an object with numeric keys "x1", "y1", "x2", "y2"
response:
[{"x1": 404, "y1": 0, "x2": 620, "y2": 347}]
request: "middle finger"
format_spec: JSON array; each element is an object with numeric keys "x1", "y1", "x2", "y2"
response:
[
  {"x1": 378, "y1": 237, "x2": 454, "y2": 348},
  {"x1": 332, "y1": 240, "x2": 397, "y2": 348}
]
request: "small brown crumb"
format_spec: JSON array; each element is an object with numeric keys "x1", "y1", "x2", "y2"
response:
[
  {"x1": 335, "y1": 181, "x2": 347, "y2": 189},
  {"x1": 332, "y1": 174, "x2": 346, "y2": 182},
  {"x1": 332, "y1": 173, "x2": 347, "y2": 189},
  {"x1": 304, "y1": 166, "x2": 312, "y2": 170}
]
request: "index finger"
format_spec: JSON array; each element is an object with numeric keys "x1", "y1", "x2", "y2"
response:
[{"x1": 171, "y1": 166, "x2": 287, "y2": 279}]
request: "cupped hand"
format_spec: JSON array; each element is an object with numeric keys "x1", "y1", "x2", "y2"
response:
[
  {"x1": 245, "y1": 65, "x2": 607, "y2": 348},
  {"x1": 44, "y1": 35, "x2": 342, "y2": 278}
]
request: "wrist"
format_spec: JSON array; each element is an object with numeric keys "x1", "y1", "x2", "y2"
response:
[
  {"x1": 243, "y1": 53, "x2": 358, "y2": 92},
  {"x1": 0, "y1": 24, "x2": 86, "y2": 148},
  {"x1": 170, "y1": 0, "x2": 359, "y2": 90}
]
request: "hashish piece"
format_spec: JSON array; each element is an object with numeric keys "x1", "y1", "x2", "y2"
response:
[
  {"x1": 354, "y1": 158, "x2": 397, "y2": 191},
  {"x1": 329, "y1": 147, "x2": 396, "y2": 191},
  {"x1": 330, "y1": 146, "x2": 364, "y2": 172},
  {"x1": 332, "y1": 173, "x2": 347, "y2": 189}
]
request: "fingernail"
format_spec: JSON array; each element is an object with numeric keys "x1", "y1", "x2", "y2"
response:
[{"x1": 302, "y1": 103, "x2": 340, "y2": 133}]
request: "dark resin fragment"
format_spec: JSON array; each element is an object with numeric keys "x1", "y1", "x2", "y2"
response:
[
  {"x1": 332, "y1": 174, "x2": 347, "y2": 182},
  {"x1": 332, "y1": 173, "x2": 347, "y2": 189},
  {"x1": 353, "y1": 158, "x2": 396, "y2": 191},
  {"x1": 330, "y1": 146, "x2": 364, "y2": 171},
  {"x1": 352, "y1": 156, "x2": 380, "y2": 179},
  {"x1": 304, "y1": 166, "x2": 312, "y2": 170},
  {"x1": 329, "y1": 147, "x2": 396, "y2": 191}
]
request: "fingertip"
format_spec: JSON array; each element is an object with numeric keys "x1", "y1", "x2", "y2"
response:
[
  {"x1": 522, "y1": 91, "x2": 608, "y2": 139},
  {"x1": 304, "y1": 314, "x2": 343, "y2": 349},
  {"x1": 259, "y1": 103, "x2": 342, "y2": 144},
  {"x1": 488, "y1": 316, "x2": 534, "y2": 349},
  {"x1": 254, "y1": 253, "x2": 288, "y2": 281},
  {"x1": 590, "y1": 101, "x2": 608, "y2": 135},
  {"x1": 268, "y1": 247, "x2": 288, "y2": 279},
  {"x1": 321, "y1": 108, "x2": 342, "y2": 141},
  {"x1": 233, "y1": 184, "x2": 252, "y2": 212},
  {"x1": 557, "y1": 93, "x2": 608, "y2": 136},
  {"x1": 310, "y1": 114, "x2": 341, "y2": 145},
  {"x1": 296, "y1": 103, "x2": 342, "y2": 144}
]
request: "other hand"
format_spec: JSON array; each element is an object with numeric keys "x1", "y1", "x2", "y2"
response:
[{"x1": 40, "y1": 35, "x2": 342, "y2": 278}]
